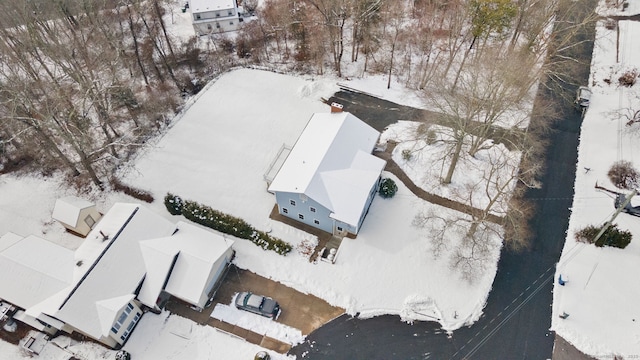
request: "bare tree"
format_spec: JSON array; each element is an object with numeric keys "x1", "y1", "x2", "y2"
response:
[
  {"x1": 304, "y1": 0, "x2": 351, "y2": 77},
  {"x1": 421, "y1": 50, "x2": 535, "y2": 184}
]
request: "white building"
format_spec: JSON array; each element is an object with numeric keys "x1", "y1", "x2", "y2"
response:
[
  {"x1": 0, "y1": 204, "x2": 235, "y2": 349},
  {"x1": 52, "y1": 196, "x2": 102, "y2": 237},
  {"x1": 189, "y1": 0, "x2": 243, "y2": 35}
]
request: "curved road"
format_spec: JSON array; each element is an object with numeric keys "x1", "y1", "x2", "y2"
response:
[{"x1": 289, "y1": 0, "x2": 597, "y2": 358}]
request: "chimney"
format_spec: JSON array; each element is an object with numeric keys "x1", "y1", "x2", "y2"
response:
[{"x1": 330, "y1": 102, "x2": 343, "y2": 113}]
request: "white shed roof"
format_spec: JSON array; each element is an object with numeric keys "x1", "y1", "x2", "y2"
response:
[
  {"x1": 190, "y1": 0, "x2": 236, "y2": 13},
  {"x1": 268, "y1": 112, "x2": 385, "y2": 227},
  {"x1": 55, "y1": 204, "x2": 176, "y2": 339},
  {"x1": 52, "y1": 196, "x2": 95, "y2": 228},
  {"x1": 0, "y1": 233, "x2": 73, "y2": 309}
]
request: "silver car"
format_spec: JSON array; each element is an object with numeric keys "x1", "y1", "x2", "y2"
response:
[
  {"x1": 235, "y1": 292, "x2": 281, "y2": 318},
  {"x1": 575, "y1": 86, "x2": 592, "y2": 108}
]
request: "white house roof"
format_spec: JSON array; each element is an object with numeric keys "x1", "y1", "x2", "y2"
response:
[
  {"x1": 0, "y1": 233, "x2": 73, "y2": 309},
  {"x1": 190, "y1": 0, "x2": 236, "y2": 13},
  {"x1": 268, "y1": 112, "x2": 385, "y2": 227},
  {"x1": 140, "y1": 221, "x2": 234, "y2": 307},
  {"x1": 137, "y1": 238, "x2": 180, "y2": 308},
  {"x1": 55, "y1": 204, "x2": 176, "y2": 339},
  {"x1": 52, "y1": 196, "x2": 95, "y2": 228}
]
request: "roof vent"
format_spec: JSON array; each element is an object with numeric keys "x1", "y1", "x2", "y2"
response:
[
  {"x1": 99, "y1": 230, "x2": 109, "y2": 241},
  {"x1": 330, "y1": 102, "x2": 343, "y2": 113}
]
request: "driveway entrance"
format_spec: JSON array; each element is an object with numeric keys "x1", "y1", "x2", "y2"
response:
[{"x1": 164, "y1": 265, "x2": 344, "y2": 353}]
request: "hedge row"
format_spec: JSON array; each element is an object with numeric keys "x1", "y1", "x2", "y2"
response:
[{"x1": 164, "y1": 193, "x2": 292, "y2": 255}]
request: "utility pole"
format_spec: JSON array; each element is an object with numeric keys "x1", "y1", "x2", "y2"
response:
[{"x1": 592, "y1": 189, "x2": 638, "y2": 244}]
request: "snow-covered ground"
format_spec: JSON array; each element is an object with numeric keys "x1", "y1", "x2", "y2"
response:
[
  {"x1": 1, "y1": 1, "x2": 637, "y2": 359},
  {"x1": 119, "y1": 68, "x2": 500, "y2": 328},
  {"x1": 0, "y1": 68, "x2": 501, "y2": 359},
  {"x1": 551, "y1": 2, "x2": 640, "y2": 358}
]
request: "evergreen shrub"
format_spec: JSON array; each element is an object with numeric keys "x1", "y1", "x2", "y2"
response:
[
  {"x1": 574, "y1": 224, "x2": 632, "y2": 249},
  {"x1": 379, "y1": 178, "x2": 398, "y2": 198}
]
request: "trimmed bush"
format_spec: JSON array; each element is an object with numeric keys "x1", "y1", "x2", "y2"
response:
[
  {"x1": 165, "y1": 193, "x2": 184, "y2": 215},
  {"x1": 164, "y1": 193, "x2": 292, "y2": 255},
  {"x1": 111, "y1": 178, "x2": 154, "y2": 203},
  {"x1": 574, "y1": 224, "x2": 632, "y2": 249},
  {"x1": 379, "y1": 178, "x2": 398, "y2": 198}
]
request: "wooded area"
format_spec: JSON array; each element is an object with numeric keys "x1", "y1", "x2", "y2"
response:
[{"x1": 0, "y1": 0, "x2": 599, "y2": 276}]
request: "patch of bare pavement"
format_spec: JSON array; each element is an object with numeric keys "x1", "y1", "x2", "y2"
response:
[
  {"x1": 164, "y1": 265, "x2": 344, "y2": 353},
  {"x1": 553, "y1": 335, "x2": 597, "y2": 360}
]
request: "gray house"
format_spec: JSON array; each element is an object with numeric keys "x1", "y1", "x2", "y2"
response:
[{"x1": 268, "y1": 108, "x2": 386, "y2": 236}]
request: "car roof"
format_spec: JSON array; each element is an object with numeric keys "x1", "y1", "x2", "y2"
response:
[{"x1": 246, "y1": 293, "x2": 264, "y2": 308}]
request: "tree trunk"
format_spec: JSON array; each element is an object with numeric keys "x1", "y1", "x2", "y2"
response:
[
  {"x1": 127, "y1": 4, "x2": 150, "y2": 86},
  {"x1": 443, "y1": 137, "x2": 464, "y2": 184}
]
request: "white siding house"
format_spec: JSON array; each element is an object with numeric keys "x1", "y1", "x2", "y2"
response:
[
  {"x1": 268, "y1": 109, "x2": 386, "y2": 236},
  {"x1": 189, "y1": 0, "x2": 242, "y2": 35},
  {"x1": 0, "y1": 203, "x2": 235, "y2": 349},
  {"x1": 52, "y1": 196, "x2": 102, "y2": 237}
]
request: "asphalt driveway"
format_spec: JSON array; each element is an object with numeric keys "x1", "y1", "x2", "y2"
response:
[{"x1": 164, "y1": 264, "x2": 344, "y2": 353}]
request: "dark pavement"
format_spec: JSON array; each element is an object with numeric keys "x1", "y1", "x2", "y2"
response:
[{"x1": 289, "y1": 0, "x2": 598, "y2": 358}]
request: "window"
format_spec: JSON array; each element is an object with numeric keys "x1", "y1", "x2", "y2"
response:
[
  {"x1": 314, "y1": 220, "x2": 320, "y2": 225},
  {"x1": 310, "y1": 207, "x2": 316, "y2": 213},
  {"x1": 207, "y1": 24, "x2": 212, "y2": 30},
  {"x1": 112, "y1": 303, "x2": 134, "y2": 333},
  {"x1": 282, "y1": 208, "x2": 288, "y2": 214},
  {"x1": 298, "y1": 214, "x2": 304, "y2": 220},
  {"x1": 230, "y1": 21, "x2": 234, "y2": 25},
  {"x1": 228, "y1": 10, "x2": 233, "y2": 15},
  {"x1": 337, "y1": 226, "x2": 343, "y2": 231},
  {"x1": 84, "y1": 215, "x2": 96, "y2": 228},
  {"x1": 290, "y1": 199, "x2": 296, "y2": 206},
  {"x1": 195, "y1": 14, "x2": 201, "y2": 19},
  {"x1": 216, "y1": 12, "x2": 220, "y2": 17}
]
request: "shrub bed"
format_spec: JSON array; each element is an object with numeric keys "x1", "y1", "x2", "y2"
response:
[{"x1": 164, "y1": 193, "x2": 292, "y2": 255}]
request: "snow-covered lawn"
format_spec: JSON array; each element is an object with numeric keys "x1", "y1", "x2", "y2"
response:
[
  {"x1": 123, "y1": 311, "x2": 291, "y2": 360},
  {"x1": 0, "y1": 68, "x2": 502, "y2": 359},
  {"x1": 551, "y1": 6, "x2": 640, "y2": 358},
  {"x1": 121, "y1": 68, "x2": 501, "y2": 330}
]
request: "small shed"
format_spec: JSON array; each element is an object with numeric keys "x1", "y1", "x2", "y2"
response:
[{"x1": 52, "y1": 196, "x2": 102, "y2": 237}]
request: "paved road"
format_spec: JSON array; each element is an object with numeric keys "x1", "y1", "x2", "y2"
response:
[{"x1": 289, "y1": 0, "x2": 597, "y2": 358}]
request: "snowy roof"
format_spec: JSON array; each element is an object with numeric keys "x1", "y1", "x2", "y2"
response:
[
  {"x1": 96, "y1": 294, "x2": 135, "y2": 337},
  {"x1": 52, "y1": 196, "x2": 95, "y2": 228},
  {"x1": 190, "y1": 0, "x2": 236, "y2": 13},
  {"x1": 140, "y1": 221, "x2": 234, "y2": 307},
  {"x1": 268, "y1": 112, "x2": 385, "y2": 227},
  {"x1": 54, "y1": 204, "x2": 176, "y2": 339},
  {"x1": 137, "y1": 239, "x2": 179, "y2": 308},
  {"x1": 0, "y1": 233, "x2": 73, "y2": 309}
]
